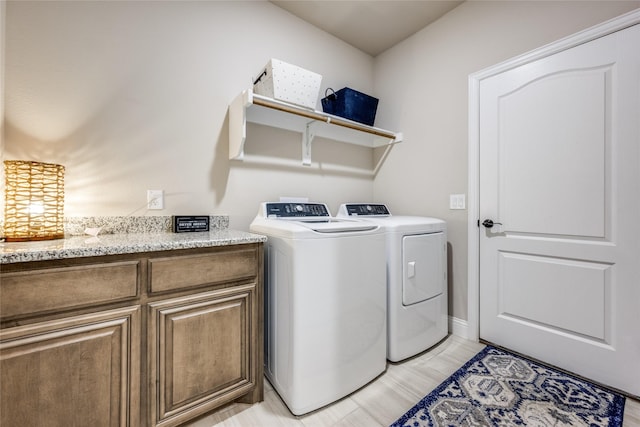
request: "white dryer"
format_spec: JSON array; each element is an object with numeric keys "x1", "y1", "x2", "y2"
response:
[
  {"x1": 338, "y1": 203, "x2": 447, "y2": 362},
  {"x1": 250, "y1": 202, "x2": 386, "y2": 415}
]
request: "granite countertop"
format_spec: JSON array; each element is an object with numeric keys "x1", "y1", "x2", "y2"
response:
[
  {"x1": 0, "y1": 215, "x2": 266, "y2": 264},
  {"x1": 0, "y1": 230, "x2": 267, "y2": 264}
]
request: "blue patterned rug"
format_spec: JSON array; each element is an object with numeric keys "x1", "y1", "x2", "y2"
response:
[{"x1": 390, "y1": 345, "x2": 625, "y2": 427}]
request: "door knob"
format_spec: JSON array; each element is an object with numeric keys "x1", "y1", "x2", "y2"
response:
[{"x1": 482, "y1": 219, "x2": 502, "y2": 228}]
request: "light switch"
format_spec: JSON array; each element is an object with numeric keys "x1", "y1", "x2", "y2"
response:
[{"x1": 449, "y1": 194, "x2": 466, "y2": 210}]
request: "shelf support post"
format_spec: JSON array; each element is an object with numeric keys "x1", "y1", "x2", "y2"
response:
[{"x1": 302, "y1": 122, "x2": 316, "y2": 166}]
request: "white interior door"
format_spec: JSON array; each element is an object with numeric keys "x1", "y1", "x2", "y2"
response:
[{"x1": 479, "y1": 23, "x2": 640, "y2": 396}]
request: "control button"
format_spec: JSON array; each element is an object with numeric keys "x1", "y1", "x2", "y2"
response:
[{"x1": 295, "y1": 204, "x2": 304, "y2": 212}]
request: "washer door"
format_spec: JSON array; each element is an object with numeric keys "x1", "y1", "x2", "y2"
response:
[{"x1": 402, "y1": 232, "x2": 445, "y2": 305}]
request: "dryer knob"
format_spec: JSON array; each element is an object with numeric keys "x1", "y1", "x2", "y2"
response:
[{"x1": 295, "y1": 204, "x2": 304, "y2": 212}]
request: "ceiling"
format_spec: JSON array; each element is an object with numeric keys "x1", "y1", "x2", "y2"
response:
[{"x1": 269, "y1": 0, "x2": 464, "y2": 57}]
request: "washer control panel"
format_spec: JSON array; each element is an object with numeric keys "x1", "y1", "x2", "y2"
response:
[
  {"x1": 342, "y1": 204, "x2": 391, "y2": 216},
  {"x1": 265, "y1": 203, "x2": 330, "y2": 218}
]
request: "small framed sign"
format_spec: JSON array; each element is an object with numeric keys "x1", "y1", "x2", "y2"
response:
[{"x1": 172, "y1": 216, "x2": 210, "y2": 233}]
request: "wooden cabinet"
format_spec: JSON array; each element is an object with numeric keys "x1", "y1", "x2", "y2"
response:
[
  {"x1": 146, "y1": 246, "x2": 263, "y2": 427},
  {"x1": 0, "y1": 306, "x2": 141, "y2": 427},
  {"x1": 0, "y1": 243, "x2": 263, "y2": 427},
  {"x1": 148, "y1": 285, "x2": 260, "y2": 426}
]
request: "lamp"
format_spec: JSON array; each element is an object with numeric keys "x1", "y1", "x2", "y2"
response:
[{"x1": 3, "y1": 160, "x2": 65, "y2": 241}]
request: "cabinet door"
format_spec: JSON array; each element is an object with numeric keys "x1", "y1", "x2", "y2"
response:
[
  {"x1": 0, "y1": 306, "x2": 141, "y2": 427},
  {"x1": 148, "y1": 284, "x2": 259, "y2": 427}
]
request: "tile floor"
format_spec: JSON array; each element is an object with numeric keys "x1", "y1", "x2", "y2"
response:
[{"x1": 187, "y1": 335, "x2": 640, "y2": 427}]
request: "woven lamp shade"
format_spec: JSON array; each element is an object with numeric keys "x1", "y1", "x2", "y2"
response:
[{"x1": 3, "y1": 160, "x2": 65, "y2": 242}]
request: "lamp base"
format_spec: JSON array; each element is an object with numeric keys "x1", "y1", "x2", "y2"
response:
[{"x1": 4, "y1": 233, "x2": 65, "y2": 242}]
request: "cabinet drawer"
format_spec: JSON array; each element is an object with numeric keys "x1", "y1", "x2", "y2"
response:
[
  {"x1": 1, "y1": 261, "x2": 140, "y2": 319},
  {"x1": 149, "y1": 247, "x2": 258, "y2": 293}
]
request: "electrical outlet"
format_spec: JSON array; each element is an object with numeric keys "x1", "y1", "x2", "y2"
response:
[
  {"x1": 147, "y1": 190, "x2": 164, "y2": 210},
  {"x1": 449, "y1": 194, "x2": 466, "y2": 210}
]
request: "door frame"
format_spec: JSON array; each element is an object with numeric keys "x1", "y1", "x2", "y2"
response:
[{"x1": 466, "y1": 9, "x2": 640, "y2": 342}]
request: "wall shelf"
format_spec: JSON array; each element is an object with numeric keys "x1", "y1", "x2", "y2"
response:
[{"x1": 229, "y1": 89, "x2": 402, "y2": 175}]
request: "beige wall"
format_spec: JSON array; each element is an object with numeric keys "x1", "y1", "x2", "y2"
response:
[
  {"x1": 1, "y1": 0, "x2": 5, "y2": 164},
  {"x1": 373, "y1": 1, "x2": 640, "y2": 322},
  {"x1": 2, "y1": 1, "x2": 375, "y2": 229},
  {"x1": 4, "y1": 1, "x2": 639, "y2": 324}
]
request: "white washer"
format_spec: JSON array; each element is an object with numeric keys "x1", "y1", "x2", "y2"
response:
[
  {"x1": 338, "y1": 203, "x2": 447, "y2": 362},
  {"x1": 250, "y1": 202, "x2": 387, "y2": 415}
]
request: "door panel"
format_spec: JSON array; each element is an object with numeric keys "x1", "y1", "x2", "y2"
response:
[
  {"x1": 499, "y1": 68, "x2": 609, "y2": 238},
  {"x1": 479, "y1": 23, "x2": 640, "y2": 395},
  {"x1": 402, "y1": 232, "x2": 444, "y2": 306},
  {"x1": 498, "y1": 252, "x2": 610, "y2": 341}
]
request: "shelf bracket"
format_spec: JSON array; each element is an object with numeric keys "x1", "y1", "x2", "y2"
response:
[{"x1": 302, "y1": 121, "x2": 316, "y2": 166}]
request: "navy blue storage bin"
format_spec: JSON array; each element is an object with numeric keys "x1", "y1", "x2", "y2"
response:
[{"x1": 321, "y1": 87, "x2": 378, "y2": 126}]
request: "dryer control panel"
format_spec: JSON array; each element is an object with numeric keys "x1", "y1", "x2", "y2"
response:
[
  {"x1": 265, "y1": 203, "x2": 330, "y2": 218},
  {"x1": 341, "y1": 204, "x2": 391, "y2": 216}
]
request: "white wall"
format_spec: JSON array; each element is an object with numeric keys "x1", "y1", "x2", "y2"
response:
[
  {"x1": 373, "y1": 1, "x2": 640, "y2": 322},
  {"x1": 2, "y1": 0, "x2": 376, "y2": 229}
]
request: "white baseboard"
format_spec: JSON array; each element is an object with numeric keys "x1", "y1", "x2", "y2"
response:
[{"x1": 448, "y1": 316, "x2": 471, "y2": 340}]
